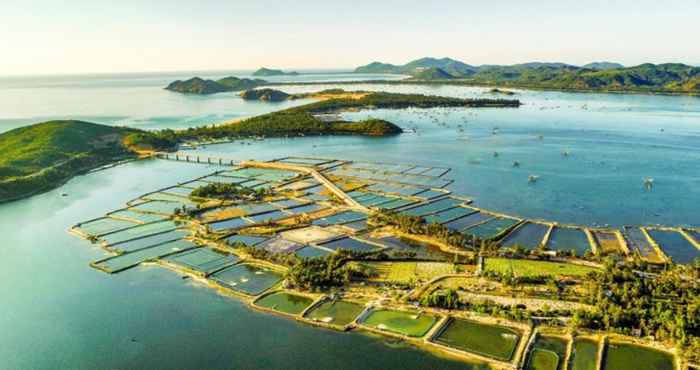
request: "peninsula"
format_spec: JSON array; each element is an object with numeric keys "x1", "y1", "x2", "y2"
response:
[{"x1": 0, "y1": 90, "x2": 519, "y2": 203}]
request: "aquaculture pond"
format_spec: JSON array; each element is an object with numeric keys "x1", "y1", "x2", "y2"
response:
[
  {"x1": 623, "y1": 227, "x2": 660, "y2": 260},
  {"x1": 647, "y1": 229, "x2": 700, "y2": 264},
  {"x1": 306, "y1": 300, "x2": 365, "y2": 326},
  {"x1": 546, "y1": 227, "x2": 591, "y2": 256},
  {"x1": 464, "y1": 218, "x2": 519, "y2": 240},
  {"x1": 210, "y1": 264, "x2": 282, "y2": 296},
  {"x1": 444, "y1": 212, "x2": 492, "y2": 231},
  {"x1": 361, "y1": 309, "x2": 438, "y2": 337},
  {"x1": 433, "y1": 318, "x2": 521, "y2": 361},
  {"x1": 500, "y1": 222, "x2": 550, "y2": 250},
  {"x1": 109, "y1": 229, "x2": 190, "y2": 253},
  {"x1": 568, "y1": 337, "x2": 599, "y2": 370},
  {"x1": 603, "y1": 342, "x2": 675, "y2": 370},
  {"x1": 225, "y1": 234, "x2": 269, "y2": 246},
  {"x1": 526, "y1": 335, "x2": 569, "y2": 370},
  {"x1": 163, "y1": 247, "x2": 239, "y2": 275},
  {"x1": 94, "y1": 239, "x2": 195, "y2": 273},
  {"x1": 318, "y1": 237, "x2": 380, "y2": 253},
  {"x1": 99, "y1": 220, "x2": 178, "y2": 245},
  {"x1": 255, "y1": 292, "x2": 314, "y2": 315},
  {"x1": 295, "y1": 246, "x2": 333, "y2": 258},
  {"x1": 75, "y1": 217, "x2": 138, "y2": 237}
]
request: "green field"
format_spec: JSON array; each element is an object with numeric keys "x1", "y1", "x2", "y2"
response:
[
  {"x1": 433, "y1": 318, "x2": 521, "y2": 361},
  {"x1": 306, "y1": 300, "x2": 365, "y2": 326},
  {"x1": 484, "y1": 258, "x2": 597, "y2": 277},
  {"x1": 255, "y1": 292, "x2": 314, "y2": 315},
  {"x1": 361, "y1": 308, "x2": 438, "y2": 337},
  {"x1": 354, "y1": 261, "x2": 464, "y2": 282}
]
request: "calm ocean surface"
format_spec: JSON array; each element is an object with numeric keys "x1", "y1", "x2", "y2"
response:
[{"x1": 1, "y1": 71, "x2": 699, "y2": 369}]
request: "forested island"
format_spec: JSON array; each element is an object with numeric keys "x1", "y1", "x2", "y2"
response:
[
  {"x1": 165, "y1": 76, "x2": 267, "y2": 94},
  {"x1": 0, "y1": 90, "x2": 518, "y2": 203},
  {"x1": 252, "y1": 67, "x2": 299, "y2": 77},
  {"x1": 355, "y1": 57, "x2": 700, "y2": 94}
]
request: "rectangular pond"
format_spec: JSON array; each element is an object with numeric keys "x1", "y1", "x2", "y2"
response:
[
  {"x1": 547, "y1": 227, "x2": 591, "y2": 256},
  {"x1": 208, "y1": 217, "x2": 252, "y2": 232},
  {"x1": 108, "y1": 209, "x2": 166, "y2": 224},
  {"x1": 109, "y1": 229, "x2": 189, "y2": 253},
  {"x1": 568, "y1": 337, "x2": 599, "y2": 370},
  {"x1": 294, "y1": 246, "x2": 333, "y2": 259},
  {"x1": 94, "y1": 239, "x2": 195, "y2": 273},
  {"x1": 318, "y1": 237, "x2": 380, "y2": 253},
  {"x1": 225, "y1": 234, "x2": 269, "y2": 247},
  {"x1": 464, "y1": 218, "x2": 519, "y2": 240},
  {"x1": 360, "y1": 309, "x2": 438, "y2": 337},
  {"x1": 255, "y1": 292, "x2": 314, "y2": 315},
  {"x1": 246, "y1": 210, "x2": 288, "y2": 223},
  {"x1": 603, "y1": 341, "x2": 675, "y2": 370},
  {"x1": 75, "y1": 217, "x2": 139, "y2": 237},
  {"x1": 305, "y1": 300, "x2": 365, "y2": 326},
  {"x1": 424, "y1": 207, "x2": 474, "y2": 224},
  {"x1": 646, "y1": 229, "x2": 700, "y2": 264},
  {"x1": 433, "y1": 318, "x2": 521, "y2": 362},
  {"x1": 314, "y1": 211, "x2": 366, "y2": 226},
  {"x1": 500, "y1": 223, "x2": 550, "y2": 250},
  {"x1": 210, "y1": 264, "x2": 282, "y2": 296},
  {"x1": 100, "y1": 221, "x2": 178, "y2": 246},
  {"x1": 592, "y1": 231, "x2": 622, "y2": 254},
  {"x1": 163, "y1": 247, "x2": 239, "y2": 275},
  {"x1": 400, "y1": 198, "x2": 464, "y2": 216},
  {"x1": 444, "y1": 212, "x2": 492, "y2": 231},
  {"x1": 623, "y1": 227, "x2": 658, "y2": 260},
  {"x1": 129, "y1": 200, "x2": 182, "y2": 215},
  {"x1": 526, "y1": 335, "x2": 569, "y2": 370}
]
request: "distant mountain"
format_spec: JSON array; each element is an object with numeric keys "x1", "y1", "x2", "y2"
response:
[
  {"x1": 354, "y1": 57, "x2": 475, "y2": 76},
  {"x1": 252, "y1": 67, "x2": 299, "y2": 77},
  {"x1": 354, "y1": 57, "x2": 700, "y2": 93},
  {"x1": 354, "y1": 61, "x2": 401, "y2": 74},
  {"x1": 410, "y1": 67, "x2": 455, "y2": 80},
  {"x1": 583, "y1": 62, "x2": 625, "y2": 70},
  {"x1": 165, "y1": 76, "x2": 267, "y2": 94}
]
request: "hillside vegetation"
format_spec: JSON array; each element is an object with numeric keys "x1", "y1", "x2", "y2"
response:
[
  {"x1": 355, "y1": 57, "x2": 700, "y2": 94},
  {"x1": 165, "y1": 76, "x2": 267, "y2": 94},
  {"x1": 0, "y1": 120, "x2": 175, "y2": 202}
]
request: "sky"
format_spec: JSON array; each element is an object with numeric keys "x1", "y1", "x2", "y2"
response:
[{"x1": 1, "y1": 0, "x2": 699, "y2": 76}]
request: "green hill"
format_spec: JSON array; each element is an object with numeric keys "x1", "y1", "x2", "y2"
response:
[
  {"x1": 410, "y1": 67, "x2": 455, "y2": 80},
  {"x1": 355, "y1": 57, "x2": 700, "y2": 93},
  {"x1": 239, "y1": 88, "x2": 291, "y2": 102},
  {"x1": 0, "y1": 120, "x2": 174, "y2": 202},
  {"x1": 252, "y1": 68, "x2": 299, "y2": 76},
  {"x1": 165, "y1": 76, "x2": 267, "y2": 94}
]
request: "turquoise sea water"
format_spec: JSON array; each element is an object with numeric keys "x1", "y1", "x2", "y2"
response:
[{"x1": 1, "y1": 72, "x2": 699, "y2": 369}]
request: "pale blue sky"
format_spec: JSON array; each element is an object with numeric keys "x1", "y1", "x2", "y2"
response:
[{"x1": 1, "y1": 0, "x2": 698, "y2": 75}]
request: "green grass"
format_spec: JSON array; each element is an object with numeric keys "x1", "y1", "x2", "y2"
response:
[
  {"x1": 353, "y1": 261, "x2": 462, "y2": 282},
  {"x1": 255, "y1": 292, "x2": 314, "y2": 315},
  {"x1": 361, "y1": 308, "x2": 437, "y2": 337},
  {"x1": 434, "y1": 318, "x2": 521, "y2": 361},
  {"x1": 484, "y1": 258, "x2": 597, "y2": 277}
]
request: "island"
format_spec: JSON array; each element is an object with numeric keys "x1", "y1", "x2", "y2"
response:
[
  {"x1": 165, "y1": 76, "x2": 267, "y2": 95},
  {"x1": 252, "y1": 67, "x2": 300, "y2": 77},
  {"x1": 0, "y1": 90, "x2": 519, "y2": 203},
  {"x1": 239, "y1": 88, "x2": 291, "y2": 102},
  {"x1": 353, "y1": 57, "x2": 700, "y2": 94}
]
